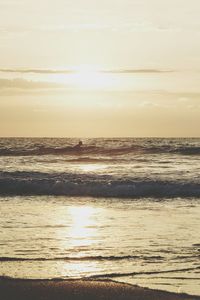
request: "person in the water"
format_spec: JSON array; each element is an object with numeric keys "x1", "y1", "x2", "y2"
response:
[{"x1": 73, "y1": 140, "x2": 83, "y2": 150}]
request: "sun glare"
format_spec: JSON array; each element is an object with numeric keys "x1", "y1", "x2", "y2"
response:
[
  {"x1": 79, "y1": 164, "x2": 106, "y2": 172},
  {"x1": 67, "y1": 206, "x2": 98, "y2": 247},
  {"x1": 73, "y1": 65, "x2": 115, "y2": 89},
  {"x1": 53, "y1": 65, "x2": 118, "y2": 90},
  {"x1": 56, "y1": 205, "x2": 102, "y2": 278}
]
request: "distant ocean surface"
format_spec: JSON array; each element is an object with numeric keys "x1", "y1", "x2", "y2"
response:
[{"x1": 0, "y1": 138, "x2": 200, "y2": 295}]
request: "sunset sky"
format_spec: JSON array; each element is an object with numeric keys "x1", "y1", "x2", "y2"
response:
[{"x1": 0, "y1": 0, "x2": 200, "y2": 137}]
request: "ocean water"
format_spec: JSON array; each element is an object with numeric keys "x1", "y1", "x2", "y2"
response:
[{"x1": 0, "y1": 138, "x2": 200, "y2": 295}]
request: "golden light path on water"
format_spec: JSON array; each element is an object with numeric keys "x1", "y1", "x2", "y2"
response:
[
  {"x1": 57, "y1": 205, "x2": 102, "y2": 278},
  {"x1": 67, "y1": 206, "x2": 98, "y2": 247},
  {"x1": 79, "y1": 164, "x2": 107, "y2": 172}
]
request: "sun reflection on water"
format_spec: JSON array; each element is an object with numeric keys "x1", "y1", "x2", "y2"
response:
[
  {"x1": 57, "y1": 205, "x2": 102, "y2": 277},
  {"x1": 61, "y1": 260, "x2": 101, "y2": 278},
  {"x1": 79, "y1": 164, "x2": 107, "y2": 172},
  {"x1": 67, "y1": 206, "x2": 98, "y2": 247}
]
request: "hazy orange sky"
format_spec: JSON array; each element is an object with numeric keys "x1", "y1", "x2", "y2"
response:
[{"x1": 0, "y1": 0, "x2": 200, "y2": 137}]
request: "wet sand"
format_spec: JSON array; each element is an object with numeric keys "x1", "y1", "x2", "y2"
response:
[{"x1": 0, "y1": 278, "x2": 199, "y2": 300}]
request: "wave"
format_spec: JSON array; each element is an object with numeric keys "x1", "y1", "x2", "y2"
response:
[
  {"x1": 1, "y1": 275, "x2": 200, "y2": 284},
  {"x1": 0, "y1": 171, "x2": 199, "y2": 198},
  {"x1": 1, "y1": 266, "x2": 200, "y2": 279},
  {"x1": 0, "y1": 255, "x2": 164, "y2": 262},
  {"x1": 88, "y1": 266, "x2": 200, "y2": 279},
  {"x1": 0, "y1": 144, "x2": 200, "y2": 157}
]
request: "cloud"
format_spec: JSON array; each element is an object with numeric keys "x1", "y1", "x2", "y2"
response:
[
  {"x1": 0, "y1": 69, "x2": 75, "y2": 74},
  {"x1": 0, "y1": 78, "x2": 64, "y2": 89},
  {"x1": 103, "y1": 69, "x2": 174, "y2": 74},
  {"x1": 0, "y1": 68, "x2": 174, "y2": 74},
  {"x1": 0, "y1": 78, "x2": 70, "y2": 96}
]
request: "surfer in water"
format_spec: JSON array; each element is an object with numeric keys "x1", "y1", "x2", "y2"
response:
[{"x1": 73, "y1": 140, "x2": 83, "y2": 150}]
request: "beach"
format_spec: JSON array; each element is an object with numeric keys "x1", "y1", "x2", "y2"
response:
[{"x1": 1, "y1": 278, "x2": 200, "y2": 300}]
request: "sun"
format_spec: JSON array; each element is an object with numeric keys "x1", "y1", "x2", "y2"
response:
[
  {"x1": 72, "y1": 65, "x2": 115, "y2": 89},
  {"x1": 53, "y1": 64, "x2": 118, "y2": 90}
]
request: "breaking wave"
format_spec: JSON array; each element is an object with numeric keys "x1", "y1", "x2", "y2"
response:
[
  {"x1": 0, "y1": 171, "x2": 199, "y2": 198},
  {"x1": 0, "y1": 144, "x2": 200, "y2": 157}
]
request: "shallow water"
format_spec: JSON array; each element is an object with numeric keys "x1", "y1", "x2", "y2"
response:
[{"x1": 0, "y1": 196, "x2": 200, "y2": 295}]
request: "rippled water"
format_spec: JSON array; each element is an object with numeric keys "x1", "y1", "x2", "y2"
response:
[
  {"x1": 1, "y1": 197, "x2": 200, "y2": 295},
  {"x1": 0, "y1": 138, "x2": 200, "y2": 295}
]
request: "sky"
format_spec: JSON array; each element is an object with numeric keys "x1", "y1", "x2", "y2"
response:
[{"x1": 0, "y1": 0, "x2": 200, "y2": 137}]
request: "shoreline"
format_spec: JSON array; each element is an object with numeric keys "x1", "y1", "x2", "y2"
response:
[{"x1": 0, "y1": 277, "x2": 199, "y2": 300}]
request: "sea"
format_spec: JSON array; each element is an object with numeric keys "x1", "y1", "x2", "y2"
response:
[{"x1": 0, "y1": 138, "x2": 200, "y2": 296}]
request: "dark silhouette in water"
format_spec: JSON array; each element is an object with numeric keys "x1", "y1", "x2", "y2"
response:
[{"x1": 73, "y1": 141, "x2": 83, "y2": 150}]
